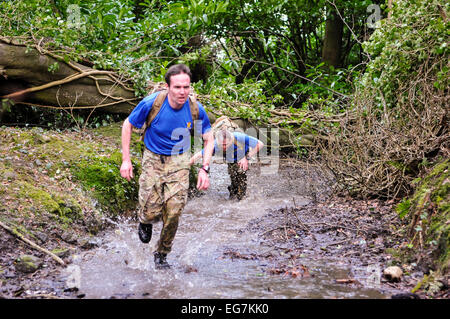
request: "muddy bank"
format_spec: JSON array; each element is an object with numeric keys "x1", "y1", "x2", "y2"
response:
[
  {"x1": 0, "y1": 226, "x2": 100, "y2": 299},
  {"x1": 0, "y1": 125, "x2": 447, "y2": 299},
  {"x1": 0, "y1": 124, "x2": 140, "y2": 299},
  {"x1": 226, "y1": 197, "x2": 411, "y2": 297}
]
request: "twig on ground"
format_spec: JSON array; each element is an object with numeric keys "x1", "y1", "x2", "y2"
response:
[
  {"x1": 0, "y1": 220, "x2": 65, "y2": 266},
  {"x1": 288, "y1": 204, "x2": 317, "y2": 241}
]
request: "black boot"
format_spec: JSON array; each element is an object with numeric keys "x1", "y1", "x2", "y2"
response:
[
  {"x1": 228, "y1": 185, "x2": 237, "y2": 199},
  {"x1": 153, "y1": 252, "x2": 170, "y2": 269},
  {"x1": 138, "y1": 223, "x2": 153, "y2": 243}
]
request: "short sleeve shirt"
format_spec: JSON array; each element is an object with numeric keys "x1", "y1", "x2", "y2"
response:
[
  {"x1": 209, "y1": 132, "x2": 259, "y2": 163},
  {"x1": 128, "y1": 92, "x2": 211, "y2": 155}
]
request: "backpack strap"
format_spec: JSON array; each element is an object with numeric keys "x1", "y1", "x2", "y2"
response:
[
  {"x1": 140, "y1": 90, "x2": 168, "y2": 141},
  {"x1": 188, "y1": 95, "x2": 199, "y2": 121},
  {"x1": 188, "y1": 95, "x2": 199, "y2": 136},
  {"x1": 140, "y1": 90, "x2": 200, "y2": 141}
]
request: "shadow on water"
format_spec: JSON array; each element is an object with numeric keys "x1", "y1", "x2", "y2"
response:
[{"x1": 71, "y1": 162, "x2": 392, "y2": 299}]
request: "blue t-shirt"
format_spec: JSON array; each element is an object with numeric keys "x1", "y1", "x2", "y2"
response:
[
  {"x1": 208, "y1": 132, "x2": 259, "y2": 163},
  {"x1": 128, "y1": 92, "x2": 211, "y2": 155}
]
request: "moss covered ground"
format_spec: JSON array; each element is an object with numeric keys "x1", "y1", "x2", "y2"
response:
[{"x1": 0, "y1": 122, "x2": 142, "y2": 241}]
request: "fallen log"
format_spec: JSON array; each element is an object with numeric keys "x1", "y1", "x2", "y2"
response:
[
  {"x1": 0, "y1": 37, "x2": 139, "y2": 114},
  {"x1": 0, "y1": 36, "x2": 329, "y2": 149}
]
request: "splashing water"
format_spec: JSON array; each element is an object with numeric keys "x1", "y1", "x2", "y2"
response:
[{"x1": 71, "y1": 162, "x2": 390, "y2": 299}]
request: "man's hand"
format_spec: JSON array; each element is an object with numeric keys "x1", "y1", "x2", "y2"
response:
[
  {"x1": 196, "y1": 168, "x2": 210, "y2": 190},
  {"x1": 120, "y1": 159, "x2": 134, "y2": 181},
  {"x1": 238, "y1": 157, "x2": 249, "y2": 171}
]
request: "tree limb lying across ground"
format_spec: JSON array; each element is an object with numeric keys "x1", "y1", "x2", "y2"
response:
[
  {"x1": 0, "y1": 220, "x2": 65, "y2": 266},
  {"x1": 0, "y1": 36, "x2": 349, "y2": 150},
  {"x1": 0, "y1": 36, "x2": 139, "y2": 114}
]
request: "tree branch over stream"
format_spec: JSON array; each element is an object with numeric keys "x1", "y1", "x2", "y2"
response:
[{"x1": 0, "y1": 36, "x2": 352, "y2": 150}]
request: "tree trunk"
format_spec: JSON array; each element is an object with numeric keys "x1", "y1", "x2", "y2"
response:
[
  {"x1": 321, "y1": 10, "x2": 343, "y2": 68},
  {"x1": 0, "y1": 38, "x2": 139, "y2": 115}
]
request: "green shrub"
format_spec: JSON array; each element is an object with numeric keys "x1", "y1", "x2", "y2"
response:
[{"x1": 73, "y1": 151, "x2": 140, "y2": 216}]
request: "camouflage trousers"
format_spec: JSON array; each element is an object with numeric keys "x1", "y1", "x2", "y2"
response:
[
  {"x1": 227, "y1": 163, "x2": 247, "y2": 200},
  {"x1": 138, "y1": 149, "x2": 190, "y2": 254}
]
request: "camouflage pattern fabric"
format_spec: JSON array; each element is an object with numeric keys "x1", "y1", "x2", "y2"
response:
[
  {"x1": 227, "y1": 163, "x2": 247, "y2": 200},
  {"x1": 138, "y1": 149, "x2": 189, "y2": 254}
]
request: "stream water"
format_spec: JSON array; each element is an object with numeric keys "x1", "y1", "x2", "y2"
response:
[{"x1": 69, "y1": 161, "x2": 391, "y2": 299}]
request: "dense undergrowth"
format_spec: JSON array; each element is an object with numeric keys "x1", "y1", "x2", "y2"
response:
[{"x1": 319, "y1": 0, "x2": 449, "y2": 285}]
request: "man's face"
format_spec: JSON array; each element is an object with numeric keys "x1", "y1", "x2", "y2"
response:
[
  {"x1": 167, "y1": 73, "x2": 191, "y2": 109},
  {"x1": 220, "y1": 138, "x2": 233, "y2": 151}
]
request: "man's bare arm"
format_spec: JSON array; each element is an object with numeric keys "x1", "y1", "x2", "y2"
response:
[
  {"x1": 248, "y1": 140, "x2": 264, "y2": 158},
  {"x1": 201, "y1": 131, "x2": 214, "y2": 168},
  {"x1": 238, "y1": 140, "x2": 264, "y2": 171},
  {"x1": 120, "y1": 118, "x2": 134, "y2": 181},
  {"x1": 189, "y1": 150, "x2": 203, "y2": 166}
]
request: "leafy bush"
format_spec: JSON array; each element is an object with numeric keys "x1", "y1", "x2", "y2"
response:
[{"x1": 361, "y1": 0, "x2": 449, "y2": 109}]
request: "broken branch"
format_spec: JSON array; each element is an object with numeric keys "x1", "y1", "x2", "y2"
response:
[{"x1": 0, "y1": 220, "x2": 65, "y2": 266}]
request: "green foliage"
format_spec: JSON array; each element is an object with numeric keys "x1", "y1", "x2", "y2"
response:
[
  {"x1": 320, "y1": 0, "x2": 449, "y2": 199},
  {"x1": 195, "y1": 77, "x2": 282, "y2": 122},
  {"x1": 0, "y1": 0, "x2": 376, "y2": 110},
  {"x1": 396, "y1": 199, "x2": 411, "y2": 219},
  {"x1": 72, "y1": 151, "x2": 140, "y2": 215},
  {"x1": 0, "y1": 0, "x2": 172, "y2": 94},
  {"x1": 17, "y1": 180, "x2": 83, "y2": 226},
  {"x1": 395, "y1": 159, "x2": 450, "y2": 273},
  {"x1": 360, "y1": 0, "x2": 449, "y2": 109},
  {"x1": 294, "y1": 64, "x2": 357, "y2": 113},
  {"x1": 199, "y1": 0, "x2": 378, "y2": 104}
]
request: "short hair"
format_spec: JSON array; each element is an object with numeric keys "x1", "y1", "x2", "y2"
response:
[
  {"x1": 215, "y1": 129, "x2": 233, "y2": 143},
  {"x1": 164, "y1": 64, "x2": 192, "y2": 86}
]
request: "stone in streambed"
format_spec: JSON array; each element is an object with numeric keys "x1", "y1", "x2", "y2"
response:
[
  {"x1": 64, "y1": 265, "x2": 81, "y2": 291},
  {"x1": 78, "y1": 237, "x2": 101, "y2": 249},
  {"x1": 383, "y1": 266, "x2": 403, "y2": 282},
  {"x1": 51, "y1": 248, "x2": 72, "y2": 259},
  {"x1": 14, "y1": 255, "x2": 43, "y2": 273},
  {"x1": 61, "y1": 232, "x2": 78, "y2": 244}
]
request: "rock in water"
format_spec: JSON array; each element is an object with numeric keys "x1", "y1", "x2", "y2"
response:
[
  {"x1": 65, "y1": 265, "x2": 81, "y2": 291},
  {"x1": 383, "y1": 266, "x2": 403, "y2": 282},
  {"x1": 14, "y1": 255, "x2": 43, "y2": 273}
]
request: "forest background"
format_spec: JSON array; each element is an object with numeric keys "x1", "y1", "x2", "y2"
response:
[{"x1": 0, "y1": 0, "x2": 448, "y2": 295}]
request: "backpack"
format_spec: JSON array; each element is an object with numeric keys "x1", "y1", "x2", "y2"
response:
[
  {"x1": 211, "y1": 115, "x2": 244, "y2": 151},
  {"x1": 137, "y1": 82, "x2": 199, "y2": 141},
  {"x1": 211, "y1": 115, "x2": 240, "y2": 134}
]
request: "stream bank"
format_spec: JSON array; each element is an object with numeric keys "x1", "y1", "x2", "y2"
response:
[{"x1": 0, "y1": 125, "x2": 448, "y2": 299}]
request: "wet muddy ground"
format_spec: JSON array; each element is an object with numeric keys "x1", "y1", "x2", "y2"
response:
[
  {"x1": 0, "y1": 162, "x2": 442, "y2": 299},
  {"x1": 226, "y1": 196, "x2": 416, "y2": 296}
]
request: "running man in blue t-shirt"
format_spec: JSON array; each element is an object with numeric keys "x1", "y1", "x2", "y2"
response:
[
  {"x1": 190, "y1": 129, "x2": 264, "y2": 200},
  {"x1": 120, "y1": 64, "x2": 214, "y2": 269}
]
